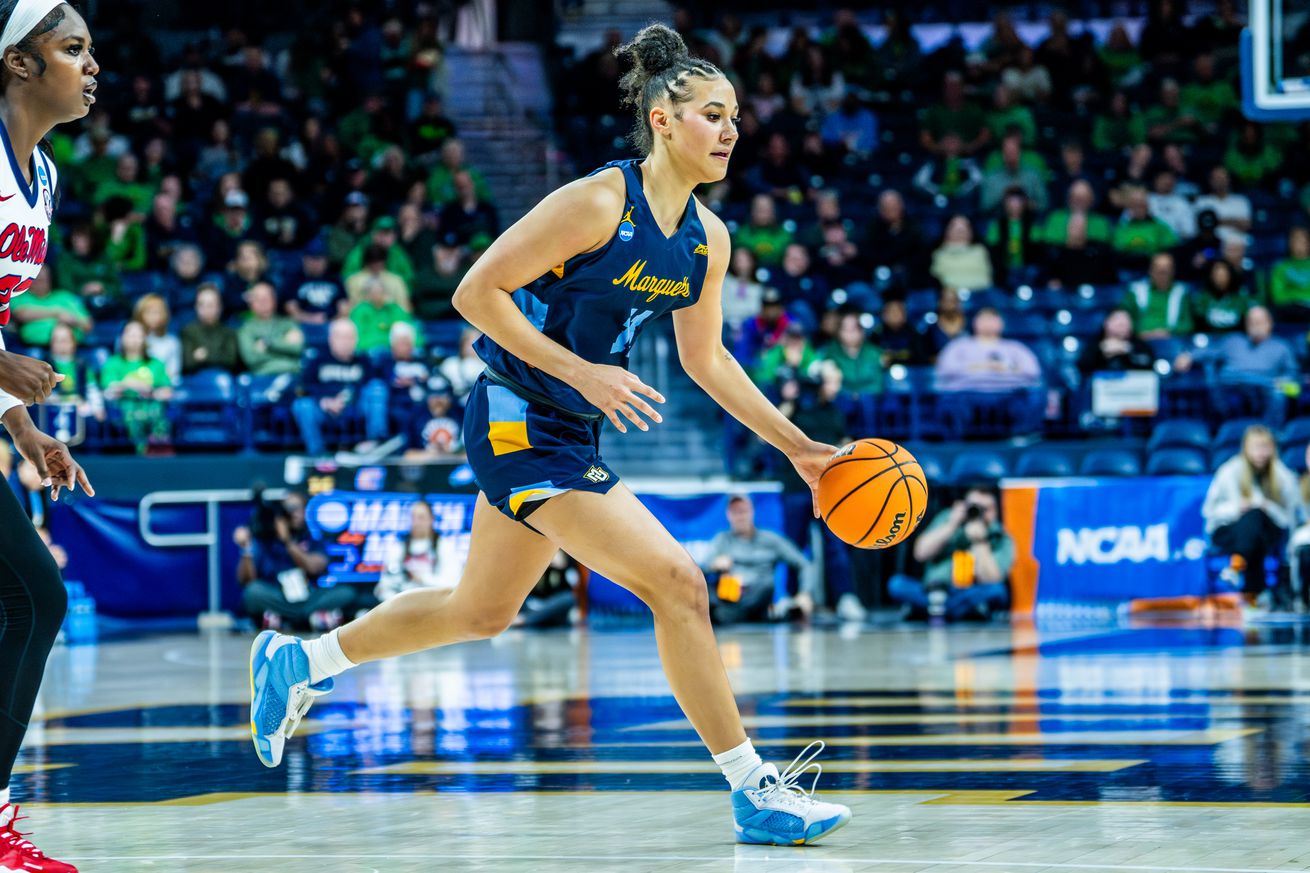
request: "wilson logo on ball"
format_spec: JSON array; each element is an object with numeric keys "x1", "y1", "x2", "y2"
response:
[{"x1": 817, "y1": 438, "x2": 929, "y2": 550}]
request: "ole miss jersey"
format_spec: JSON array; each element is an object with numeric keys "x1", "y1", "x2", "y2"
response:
[{"x1": 0, "y1": 119, "x2": 55, "y2": 328}]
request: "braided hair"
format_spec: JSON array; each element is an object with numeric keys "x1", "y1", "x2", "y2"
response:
[{"x1": 615, "y1": 23, "x2": 723, "y2": 156}]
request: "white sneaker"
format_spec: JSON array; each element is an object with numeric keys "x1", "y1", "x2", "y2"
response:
[
  {"x1": 836, "y1": 593, "x2": 867, "y2": 623},
  {"x1": 730, "y1": 741, "x2": 852, "y2": 845}
]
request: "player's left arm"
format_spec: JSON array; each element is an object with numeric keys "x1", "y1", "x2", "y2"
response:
[{"x1": 673, "y1": 206, "x2": 835, "y2": 516}]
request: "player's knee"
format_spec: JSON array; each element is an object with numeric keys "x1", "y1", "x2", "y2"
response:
[
  {"x1": 651, "y1": 560, "x2": 710, "y2": 619},
  {"x1": 30, "y1": 559, "x2": 67, "y2": 638},
  {"x1": 460, "y1": 606, "x2": 517, "y2": 640}
]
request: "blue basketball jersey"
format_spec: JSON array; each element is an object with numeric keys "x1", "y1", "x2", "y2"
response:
[{"x1": 475, "y1": 159, "x2": 709, "y2": 418}]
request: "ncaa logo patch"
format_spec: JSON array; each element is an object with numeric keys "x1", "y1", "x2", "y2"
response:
[
  {"x1": 583, "y1": 465, "x2": 610, "y2": 484},
  {"x1": 617, "y1": 206, "x2": 636, "y2": 242},
  {"x1": 36, "y1": 165, "x2": 46, "y2": 186}
]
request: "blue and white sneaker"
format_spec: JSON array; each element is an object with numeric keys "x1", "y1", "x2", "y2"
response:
[
  {"x1": 249, "y1": 630, "x2": 334, "y2": 768},
  {"x1": 731, "y1": 741, "x2": 852, "y2": 845}
]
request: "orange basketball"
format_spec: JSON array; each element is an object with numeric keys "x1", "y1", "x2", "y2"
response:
[{"x1": 818, "y1": 439, "x2": 928, "y2": 549}]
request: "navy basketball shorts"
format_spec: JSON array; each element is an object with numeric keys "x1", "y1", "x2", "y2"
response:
[{"x1": 463, "y1": 374, "x2": 620, "y2": 524}]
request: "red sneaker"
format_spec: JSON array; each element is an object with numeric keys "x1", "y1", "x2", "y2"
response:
[{"x1": 0, "y1": 805, "x2": 77, "y2": 872}]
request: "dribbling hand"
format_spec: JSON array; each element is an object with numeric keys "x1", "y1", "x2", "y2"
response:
[
  {"x1": 578, "y1": 363, "x2": 664, "y2": 434},
  {"x1": 788, "y1": 439, "x2": 841, "y2": 518}
]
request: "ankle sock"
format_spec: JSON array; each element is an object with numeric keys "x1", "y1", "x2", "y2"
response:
[
  {"x1": 0, "y1": 787, "x2": 11, "y2": 824},
  {"x1": 302, "y1": 628, "x2": 356, "y2": 685},
  {"x1": 713, "y1": 738, "x2": 764, "y2": 791}
]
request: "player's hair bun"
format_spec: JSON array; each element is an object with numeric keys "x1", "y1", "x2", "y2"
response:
[{"x1": 616, "y1": 24, "x2": 688, "y2": 105}]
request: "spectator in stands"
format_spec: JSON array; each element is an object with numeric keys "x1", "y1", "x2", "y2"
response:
[
  {"x1": 1050, "y1": 139, "x2": 1095, "y2": 198},
  {"x1": 46, "y1": 323, "x2": 104, "y2": 426},
  {"x1": 1092, "y1": 90, "x2": 1145, "y2": 153},
  {"x1": 407, "y1": 378, "x2": 463, "y2": 458},
  {"x1": 919, "y1": 71, "x2": 990, "y2": 157},
  {"x1": 874, "y1": 297, "x2": 923, "y2": 366},
  {"x1": 514, "y1": 550, "x2": 582, "y2": 628},
  {"x1": 235, "y1": 490, "x2": 357, "y2": 631},
  {"x1": 1177, "y1": 208, "x2": 1226, "y2": 281},
  {"x1": 221, "y1": 239, "x2": 270, "y2": 314},
  {"x1": 755, "y1": 322, "x2": 818, "y2": 389},
  {"x1": 1108, "y1": 144, "x2": 1155, "y2": 210},
  {"x1": 256, "y1": 177, "x2": 316, "y2": 251},
  {"x1": 346, "y1": 242, "x2": 413, "y2": 314},
  {"x1": 292, "y1": 318, "x2": 388, "y2": 456},
  {"x1": 1194, "y1": 166, "x2": 1252, "y2": 235},
  {"x1": 773, "y1": 243, "x2": 831, "y2": 325},
  {"x1": 100, "y1": 320, "x2": 174, "y2": 454},
  {"x1": 819, "y1": 91, "x2": 877, "y2": 158},
  {"x1": 286, "y1": 237, "x2": 348, "y2": 325},
  {"x1": 412, "y1": 240, "x2": 467, "y2": 321},
  {"x1": 1204, "y1": 425, "x2": 1298, "y2": 600},
  {"x1": 133, "y1": 294, "x2": 182, "y2": 385},
  {"x1": 1225, "y1": 121, "x2": 1283, "y2": 190},
  {"x1": 814, "y1": 221, "x2": 864, "y2": 288},
  {"x1": 746, "y1": 133, "x2": 809, "y2": 201},
  {"x1": 145, "y1": 191, "x2": 199, "y2": 271},
  {"x1": 408, "y1": 93, "x2": 458, "y2": 162},
  {"x1": 182, "y1": 284, "x2": 239, "y2": 374},
  {"x1": 1113, "y1": 187, "x2": 1180, "y2": 266},
  {"x1": 238, "y1": 282, "x2": 304, "y2": 375},
  {"x1": 1040, "y1": 179, "x2": 1111, "y2": 246},
  {"x1": 820, "y1": 312, "x2": 881, "y2": 395},
  {"x1": 867, "y1": 189, "x2": 928, "y2": 288},
  {"x1": 922, "y1": 286, "x2": 968, "y2": 361},
  {"x1": 351, "y1": 275, "x2": 420, "y2": 354},
  {"x1": 891, "y1": 486, "x2": 1013, "y2": 621},
  {"x1": 328, "y1": 191, "x2": 372, "y2": 266},
  {"x1": 1271, "y1": 226, "x2": 1310, "y2": 320},
  {"x1": 375, "y1": 500, "x2": 460, "y2": 603},
  {"x1": 721, "y1": 247, "x2": 766, "y2": 332},
  {"x1": 987, "y1": 83, "x2": 1036, "y2": 145},
  {"x1": 1149, "y1": 169, "x2": 1197, "y2": 240},
  {"x1": 207, "y1": 188, "x2": 254, "y2": 268},
  {"x1": 1123, "y1": 253, "x2": 1193, "y2": 339},
  {"x1": 1190, "y1": 259, "x2": 1252, "y2": 334},
  {"x1": 986, "y1": 187, "x2": 1040, "y2": 289},
  {"x1": 702, "y1": 494, "x2": 813, "y2": 624},
  {"x1": 979, "y1": 129, "x2": 1049, "y2": 212},
  {"x1": 737, "y1": 194, "x2": 792, "y2": 267},
  {"x1": 9, "y1": 270, "x2": 92, "y2": 349},
  {"x1": 1078, "y1": 308, "x2": 1155, "y2": 375},
  {"x1": 161, "y1": 243, "x2": 209, "y2": 312},
  {"x1": 368, "y1": 146, "x2": 418, "y2": 216},
  {"x1": 911, "y1": 133, "x2": 982, "y2": 203},
  {"x1": 376, "y1": 321, "x2": 433, "y2": 424},
  {"x1": 935, "y1": 307, "x2": 1041, "y2": 390},
  {"x1": 930, "y1": 215, "x2": 993, "y2": 291},
  {"x1": 1044, "y1": 212, "x2": 1117, "y2": 288},
  {"x1": 1000, "y1": 45, "x2": 1052, "y2": 104},
  {"x1": 438, "y1": 170, "x2": 500, "y2": 246},
  {"x1": 426, "y1": 138, "x2": 489, "y2": 207},
  {"x1": 60, "y1": 221, "x2": 122, "y2": 319},
  {"x1": 397, "y1": 204, "x2": 439, "y2": 269},
  {"x1": 1177, "y1": 307, "x2": 1298, "y2": 411},
  {"x1": 343, "y1": 215, "x2": 415, "y2": 286},
  {"x1": 736, "y1": 287, "x2": 791, "y2": 364},
  {"x1": 1181, "y1": 52, "x2": 1237, "y2": 131},
  {"x1": 439, "y1": 327, "x2": 487, "y2": 402},
  {"x1": 1141, "y1": 77, "x2": 1201, "y2": 145},
  {"x1": 1220, "y1": 235, "x2": 1254, "y2": 297}
]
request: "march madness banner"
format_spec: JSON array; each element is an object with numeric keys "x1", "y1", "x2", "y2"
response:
[{"x1": 1003, "y1": 477, "x2": 1211, "y2": 613}]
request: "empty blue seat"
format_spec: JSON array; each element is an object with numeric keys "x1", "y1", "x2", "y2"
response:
[
  {"x1": 1215, "y1": 418, "x2": 1261, "y2": 450},
  {"x1": 1146, "y1": 447, "x2": 1208, "y2": 475},
  {"x1": 948, "y1": 450, "x2": 1009, "y2": 483},
  {"x1": 1013, "y1": 447, "x2": 1075, "y2": 478},
  {"x1": 1147, "y1": 419, "x2": 1211, "y2": 453},
  {"x1": 1281, "y1": 417, "x2": 1310, "y2": 450},
  {"x1": 1079, "y1": 449, "x2": 1141, "y2": 477},
  {"x1": 910, "y1": 450, "x2": 946, "y2": 485}
]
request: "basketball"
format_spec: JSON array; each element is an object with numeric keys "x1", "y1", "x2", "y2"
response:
[{"x1": 818, "y1": 439, "x2": 928, "y2": 549}]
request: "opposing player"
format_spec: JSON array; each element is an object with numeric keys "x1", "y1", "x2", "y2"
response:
[
  {"x1": 0, "y1": 2, "x2": 98, "y2": 871},
  {"x1": 250, "y1": 24, "x2": 851, "y2": 845}
]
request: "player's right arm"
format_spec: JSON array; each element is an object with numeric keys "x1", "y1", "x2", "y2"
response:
[{"x1": 452, "y1": 172, "x2": 664, "y2": 433}]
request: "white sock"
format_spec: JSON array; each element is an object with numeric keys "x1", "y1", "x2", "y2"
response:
[
  {"x1": 0, "y1": 787, "x2": 11, "y2": 822},
  {"x1": 713, "y1": 738, "x2": 764, "y2": 790},
  {"x1": 302, "y1": 628, "x2": 356, "y2": 685}
]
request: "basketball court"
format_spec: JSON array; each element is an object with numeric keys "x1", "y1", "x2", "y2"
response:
[{"x1": 14, "y1": 621, "x2": 1310, "y2": 871}]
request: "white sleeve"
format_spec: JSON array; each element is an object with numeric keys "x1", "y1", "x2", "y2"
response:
[{"x1": 0, "y1": 330, "x2": 24, "y2": 421}]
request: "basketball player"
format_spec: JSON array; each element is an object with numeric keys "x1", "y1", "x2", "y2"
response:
[
  {"x1": 251, "y1": 24, "x2": 851, "y2": 845},
  {"x1": 0, "y1": 2, "x2": 97, "y2": 871}
]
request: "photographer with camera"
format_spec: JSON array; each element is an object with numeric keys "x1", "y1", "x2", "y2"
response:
[
  {"x1": 889, "y1": 485, "x2": 1013, "y2": 621},
  {"x1": 234, "y1": 489, "x2": 357, "y2": 630}
]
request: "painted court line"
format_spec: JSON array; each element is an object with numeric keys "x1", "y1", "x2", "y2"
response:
[
  {"x1": 352, "y1": 758, "x2": 1147, "y2": 775},
  {"x1": 627, "y1": 712, "x2": 1231, "y2": 729},
  {"x1": 54, "y1": 854, "x2": 1307, "y2": 872}
]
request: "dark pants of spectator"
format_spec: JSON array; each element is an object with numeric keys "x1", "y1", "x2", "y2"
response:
[
  {"x1": 1212, "y1": 509, "x2": 1285, "y2": 595},
  {"x1": 709, "y1": 580, "x2": 775, "y2": 625},
  {"x1": 241, "y1": 580, "x2": 359, "y2": 629},
  {"x1": 292, "y1": 380, "x2": 390, "y2": 455},
  {"x1": 517, "y1": 591, "x2": 576, "y2": 628},
  {"x1": 0, "y1": 474, "x2": 67, "y2": 792},
  {"x1": 782, "y1": 492, "x2": 853, "y2": 604},
  {"x1": 888, "y1": 574, "x2": 1009, "y2": 621}
]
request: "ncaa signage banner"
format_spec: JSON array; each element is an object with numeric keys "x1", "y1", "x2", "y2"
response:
[{"x1": 1003, "y1": 477, "x2": 1211, "y2": 610}]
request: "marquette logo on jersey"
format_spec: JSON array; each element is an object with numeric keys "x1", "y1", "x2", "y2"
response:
[
  {"x1": 583, "y1": 465, "x2": 610, "y2": 484},
  {"x1": 617, "y1": 207, "x2": 636, "y2": 242},
  {"x1": 0, "y1": 224, "x2": 46, "y2": 266},
  {"x1": 693, "y1": 243, "x2": 709, "y2": 256},
  {"x1": 612, "y1": 259, "x2": 691, "y2": 303}
]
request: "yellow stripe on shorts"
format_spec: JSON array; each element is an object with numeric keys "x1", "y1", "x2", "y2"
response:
[{"x1": 488, "y1": 420, "x2": 532, "y2": 456}]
